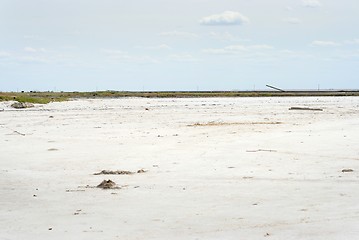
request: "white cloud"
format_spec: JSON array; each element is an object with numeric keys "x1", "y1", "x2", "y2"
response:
[
  {"x1": 199, "y1": 11, "x2": 249, "y2": 26},
  {"x1": 302, "y1": 0, "x2": 321, "y2": 8},
  {"x1": 203, "y1": 45, "x2": 317, "y2": 62},
  {"x1": 209, "y1": 32, "x2": 250, "y2": 42},
  {"x1": 24, "y1": 47, "x2": 37, "y2": 53},
  {"x1": 311, "y1": 41, "x2": 340, "y2": 47},
  {"x1": 311, "y1": 39, "x2": 359, "y2": 46},
  {"x1": 344, "y1": 39, "x2": 359, "y2": 45},
  {"x1": 18, "y1": 56, "x2": 49, "y2": 64},
  {"x1": 102, "y1": 49, "x2": 159, "y2": 64},
  {"x1": 0, "y1": 51, "x2": 11, "y2": 58},
  {"x1": 203, "y1": 44, "x2": 273, "y2": 55},
  {"x1": 0, "y1": 48, "x2": 93, "y2": 67},
  {"x1": 283, "y1": 18, "x2": 301, "y2": 24},
  {"x1": 24, "y1": 47, "x2": 46, "y2": 53},
  {"x1": 248, "y1": 45, "x2": 274, "y2": 50},
  {"x1": 169, "y1": 53, "x2": 199, "y2": 62},
  {"x1": 18, "y1": 51, "x2": 77, "y2": 65},
  {"x1": 135, "y1": 44, "x2": 171, "y2": 50},
  {"x1": 23, "y1": 35, "x2": 43, "y2": 40},
  {"x1": 337, "y1": 50, "x2": 359, "y2": 60},
  {"x1": 159, "y1": 31, "x2": 198, "y2": 38},
  {"x1": 102, "y1": 49, "x2": 125, "y2": 55},
  {"x1": 279, "y1": 50, "x2": 315, "y2": 59},
  {"x1": 209, "y1": 31, "x2": 234, "y2": 41}
]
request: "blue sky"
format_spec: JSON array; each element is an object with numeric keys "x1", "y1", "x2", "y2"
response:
[{"x1": 0, "y1": 0, "x2": 358, "y2": 91}]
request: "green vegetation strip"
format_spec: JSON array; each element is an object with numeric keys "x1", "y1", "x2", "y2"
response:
[
  {"x1": 1, "y1": 90, "x2": 359, "y2": 104},
  {"x1": 0, "y1": 93, "x2": 68, "y2": 104}
]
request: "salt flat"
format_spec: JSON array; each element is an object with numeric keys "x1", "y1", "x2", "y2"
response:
[{"x1": 1, "y1": 97, "x2": 359, "y2": 240}]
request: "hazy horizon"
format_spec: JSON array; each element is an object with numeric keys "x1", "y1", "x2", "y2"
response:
[{"x1": 1, "y1": 0, "x2": 358, "y2": 92}]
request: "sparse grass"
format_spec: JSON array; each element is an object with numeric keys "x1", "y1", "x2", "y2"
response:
[
  {"x1": 14, "y1": 96, "x2": 53, "y2": 104},
  {"x1": 1, "y1": 90, "x2": 359, "y2": 104},
  {"x1": 0, "y1": 92, "x2": 68, "y2": 104}
]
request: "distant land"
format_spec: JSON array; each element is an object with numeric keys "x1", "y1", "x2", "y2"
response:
[{"x1": 1, "y1": 90, "x2": 359, "y2": 104}]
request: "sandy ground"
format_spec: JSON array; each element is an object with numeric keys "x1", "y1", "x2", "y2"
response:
[{"x1": 1, "y1": 97, "x2": 359, "y2": 240}]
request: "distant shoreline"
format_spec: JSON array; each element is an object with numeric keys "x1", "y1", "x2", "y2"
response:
[{"x1": 1, "y1": 90, "x2": 359, "y2": 104}]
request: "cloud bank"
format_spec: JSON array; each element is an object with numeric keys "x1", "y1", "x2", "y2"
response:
[
  {"x1": 203, "y1": 44, "x2": 273, "y2": 55},
  {"x1": 311, "y1": 41, "x2": 340, "y2": 47},
  {"x1": 159, "y1": 31, "x2": 198, "y2": 38},
  {"x1": 200, "y1": 11, "x2": 249, "y2": 26},
  {"x1": 302, "y1": 0, "x2": 321, "y2": 8},
  {"x1": 170, "y1": 53, "x2": 199, "y2": 62},
  {"x1": 135, "y1": 44, "x2": 171, "y2": 50},
  {"x1": 102, "y1": 49, "x2": 159, "y2": 64},
  {"x1": 283, "y1": 18, "x2": 301, "y2": 24},
  {"x1": 24, "y1": 47, "x2": 47, "y2": 53}
]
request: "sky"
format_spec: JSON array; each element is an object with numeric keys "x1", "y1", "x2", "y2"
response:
[{"x1": 0, "y1": 0, "x2": 358, "y2": 91}]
